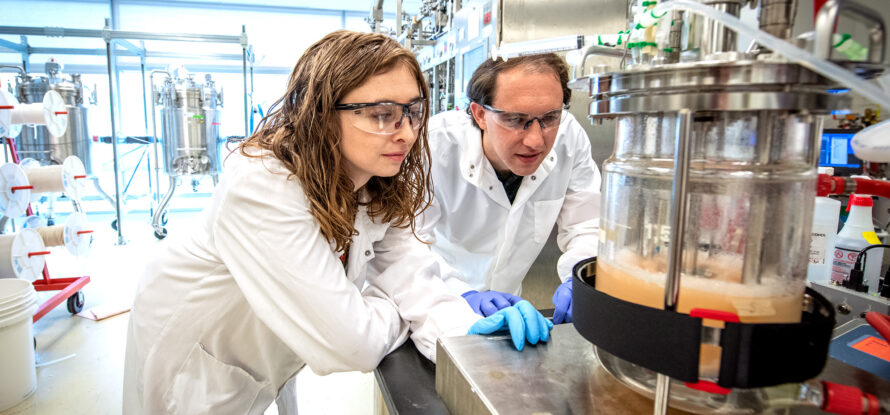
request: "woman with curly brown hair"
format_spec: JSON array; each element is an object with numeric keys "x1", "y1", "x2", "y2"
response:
[{"x1": 122, "y1": 30, "x2": 551, "y2": 414}]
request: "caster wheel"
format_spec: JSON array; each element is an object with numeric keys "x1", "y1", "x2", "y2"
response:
[
  {"x1": 111, "y1": 219, "x2": 118, "y2": 231},
  {"x1": 46, "y1": 219, "x2": 55, "y2": 226},
  {"x1": 154, "y1": 228, "x2": 167, "y2": 240},
  {"x1": 67, "y1": 291, "x2": 84, "y2": 314}
]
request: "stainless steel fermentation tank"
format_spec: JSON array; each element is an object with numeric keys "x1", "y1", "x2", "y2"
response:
[
  {"x1": 10, "y1": 62, "x2": 105, "y2": 224},
  {"x1": 15, "y1": 62, "x2": 94, "y2": 173},
  {"x1": 150, "y1": 71, "x2": 223, "y2": 239}
]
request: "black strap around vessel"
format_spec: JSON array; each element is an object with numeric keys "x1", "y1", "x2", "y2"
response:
[{"x1": 571, "y1": 257, "x2": 835, "y2": 389}]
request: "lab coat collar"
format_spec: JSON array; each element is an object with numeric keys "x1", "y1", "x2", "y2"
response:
[
  {"x1": 458, "y1": 127, "x2": 512, "y2": 209},
  {"x1": 457, "y1": 126, "x2": 560, "y2": 210}
]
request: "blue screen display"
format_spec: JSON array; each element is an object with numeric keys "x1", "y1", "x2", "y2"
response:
[{"x1": 820, "y1": 132, "x2": 862, "y2": 169}]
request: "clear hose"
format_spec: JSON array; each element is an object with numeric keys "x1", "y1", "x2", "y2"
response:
[{"x1": 652, "y1": 0, "x2": 890, "y2": 109}]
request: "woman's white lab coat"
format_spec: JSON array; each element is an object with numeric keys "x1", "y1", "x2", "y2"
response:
[
  {"x1": 421, "y1": 110, "x2": 602, "y2": 295},
  {"x1": 122, "y1": 151, "x2": 480, "y2": 414}
]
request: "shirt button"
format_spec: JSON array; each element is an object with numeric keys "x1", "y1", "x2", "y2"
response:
[
  {"x1": 470, "y1": 164, "x2": 475, "y2": 169},
  {"x1": 531, "y1": 175, "x2": 537, "y2": 180},
  {"x1": 488, "y1": 186, "x2": 493, "y2": 190},
  {"x1": 469, "y1": 173, "x2": 473, "y2": 177},
  {"x1": 549, "y1": 157, "x2": 554, "y2": 161},
  {"x1": 364, "y1": 250, "x2": 371, "y2": 256}
]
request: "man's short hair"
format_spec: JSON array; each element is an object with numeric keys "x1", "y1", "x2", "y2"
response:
[{"x1": 465, "y1": 53, "x2": 571, "y2": 129}]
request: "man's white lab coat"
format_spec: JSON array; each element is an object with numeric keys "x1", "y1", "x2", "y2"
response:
[
  {"x1": 421, "y1": 110, "x2": 602, "y2": 295},
  {"x1": 122, "y1": 151, "x2": 480, "y2": 414}
]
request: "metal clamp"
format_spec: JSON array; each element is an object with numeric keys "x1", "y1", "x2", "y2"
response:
[{"x1": 814, "y1": 0, "x2": 885, "y2": 63}]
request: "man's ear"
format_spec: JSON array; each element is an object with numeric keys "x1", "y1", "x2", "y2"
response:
[{"x1": 469, "y1": 102, "x2": 487, "y2": 131}]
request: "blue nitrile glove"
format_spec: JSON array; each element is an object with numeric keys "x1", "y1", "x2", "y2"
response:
[
  {"x1": 467, "y1": 300, "x2": 554, "y2": 351},
  {"x1": 461, "y1": 290, "x2": 524, "y2": 317},
  {"x1": 552, "y1": 278, "x2": 573, "y2": 324}
]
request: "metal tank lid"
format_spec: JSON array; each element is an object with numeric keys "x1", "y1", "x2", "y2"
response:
[{"x1": 570, "y1": 57, "x2": 852, "y2": 116}]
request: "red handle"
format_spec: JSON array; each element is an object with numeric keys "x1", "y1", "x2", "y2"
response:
[
  {"x1": 10, "y1": 185, "x2": 33, "y2": 192},
  {"x1": 866, "y1": 311, "x2": 890, "y2": 343},
  {"x1": 76, "y1": 230, "x2": 93, "y2": 235},
  {"x1": 73, "y1": 175, "x2": 86, "y2": 179},
  {"x1": 0, "y1": 105, "x2": 13, "y2": 110},
  {"x1": 28, "y1": 251, "x2": 50, "y2": 258},
  {"x1": 54, "y1": 111, "x2": 67, "y2": 115}
]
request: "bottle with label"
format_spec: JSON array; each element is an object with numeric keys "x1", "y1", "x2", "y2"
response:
[
  {"x1": 808, "y1": 195, "x2": 841, "y2": 282},
  {"x1": 831, "y1": 194, "x2": 883, "y2": 292}
]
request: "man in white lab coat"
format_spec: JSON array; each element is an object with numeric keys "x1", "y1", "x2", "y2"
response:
[{"x1": 422, "y1": 53, "x2": 602, "y2": 324}]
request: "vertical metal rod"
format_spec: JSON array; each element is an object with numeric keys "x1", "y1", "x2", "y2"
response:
[
  {"x1": 654, "y1": 108, "x2": 694, "y2": 415},
  {"x1": 105, "y1": 20, "x2": 125, "y2": 246},
  {"x1": 149, "y1": 71, "x2": 168, "y2": 211},
  {"x1": 241, "y1": 25, "x2": 249, "y2": 137},
  {"x1": 140, "y1": 58, "x2": 152, "y2": 212}
]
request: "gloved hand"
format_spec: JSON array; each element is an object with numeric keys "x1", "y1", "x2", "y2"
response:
[
  {"x1": 462, "y1": 290, "x2": 524, "y2": 317},
  {"x1": 552, "y1": 278, "x2": 573, "y2": 324},
  {"x1": 467, "y1": 300, "x2": 554, "y2": 351}
]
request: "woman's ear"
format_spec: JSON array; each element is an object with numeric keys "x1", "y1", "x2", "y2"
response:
[{"x1": 469, "y1": 102, "x2": 487, "y2": 131}]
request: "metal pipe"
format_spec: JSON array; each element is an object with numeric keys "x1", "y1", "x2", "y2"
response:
[
  {"x1": 149, "y1": 70, "x2": 170, "y2": 212},
  {"x1": 396, "y1": 0, "x2": 402, "y2": 38},
  {"x1": 0, "y1": 65, "x2": 26, "y2": 78},
  {"x1": 0, "y1": 26, "x2": 242, "y2": 44},
  {"x1": 242, "y1": 25, "x2": 249, "y2": 137},
  {"x1": 152, "y1": 176, "x2": 176, "y2": 235},
  {"x1": 814, "y1": 0, "x2": 886, "y2": 62},
  {"x1": 104, "y1": 19, "x2": 125, "y2": 246},
  {"x1": 653, "y1": 108, "x2": 694, "y2": 415}
]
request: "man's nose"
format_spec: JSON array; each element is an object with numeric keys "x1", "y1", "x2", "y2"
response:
[{"x1": 522, "y1": 119, "x2": 546, "y2": 149}]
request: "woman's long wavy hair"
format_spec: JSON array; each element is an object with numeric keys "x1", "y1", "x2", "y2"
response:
[{"x1": 240, "y1": 30, "x2": 432, "y2": 252}]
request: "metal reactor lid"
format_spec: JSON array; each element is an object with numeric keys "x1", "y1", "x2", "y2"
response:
[{"x1": 571, "y1": 59, "x2": 852, "y2": 117}]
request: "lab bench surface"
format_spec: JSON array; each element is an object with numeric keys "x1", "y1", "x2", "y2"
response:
[{"x1": 375, "y1": 320, "x2": 890, "y2": 415}]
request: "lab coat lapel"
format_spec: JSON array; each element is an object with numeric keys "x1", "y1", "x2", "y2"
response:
[
  {"x1": 460, "y1": 128, "x2": 512, "y2": 209},
  {"x1": 346, "y1": 200, "x2": 386, "y2": 287}
]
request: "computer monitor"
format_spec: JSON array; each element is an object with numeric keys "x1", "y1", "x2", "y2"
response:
[{"x1": 820, "y1": 129, "x2": 863, "y2": 175}]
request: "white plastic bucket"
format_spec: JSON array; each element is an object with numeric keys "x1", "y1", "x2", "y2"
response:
[{"x1": 0, "y1": 279, "x2": 38, "y2": 411}]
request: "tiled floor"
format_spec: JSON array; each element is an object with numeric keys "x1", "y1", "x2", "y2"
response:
[{"x1": 0, "y1": 210, "x2": 376, "y2": 415}]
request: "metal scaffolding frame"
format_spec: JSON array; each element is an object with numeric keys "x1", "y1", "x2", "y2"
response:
[{"x1": 0, "y1": 22, "x2": 254, "y2": 245}]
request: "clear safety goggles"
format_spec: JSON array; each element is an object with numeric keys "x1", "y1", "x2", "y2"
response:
[
  {"x1": 480, "y1": 103, "x2": 568, "y2": 131},
  {"x1": 335, "y1": 100, "x2": 425, "y2": 135}
]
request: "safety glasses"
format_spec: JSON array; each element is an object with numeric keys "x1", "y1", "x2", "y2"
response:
[
  {"x1": 335, "y1": 99, "x2": 425, "y2": 135},
  {"x1": 480, "y1": 103, "x2": 567, "y2": 131}
]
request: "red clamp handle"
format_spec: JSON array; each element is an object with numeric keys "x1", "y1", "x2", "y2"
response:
[
  {"x1": 10, "y1": 185, "x2": 33, "y2": 193},
  {"x1": 865, "y1": 311, "x2": 890, "y2": 343},
  {"x1": 28, "y1": 251, "x2": 50, "y2": 258},
  {"x1": 76, "y1": 230, "x2": 94, "y2": 235}
]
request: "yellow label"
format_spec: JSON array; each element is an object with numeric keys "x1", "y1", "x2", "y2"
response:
[{"x1": 863, "y1": 231, "x2": 882, "y2": 245}]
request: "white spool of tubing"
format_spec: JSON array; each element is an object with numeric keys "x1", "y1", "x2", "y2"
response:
[
  {"x1": 0, "y1": 163, "x2": 31, "y2": 219},
  {"x1": 37, "y1": 212, "x2": 91, "y2": 257},
  {"x1": 23, "y1": 156, "x2": 86, "y2": 202},
  {"x1": 0, "y1": 90, "x2": 22, "y2": 139},
  {"x1": 18, "y1": 159, "x2": 42, "y2": 204},
  {"x1": 0, "y1": 229, "x2": 47, "y2": 281},
  {"x1": 9, "y1": 90, "x2": 67, "y2": 138}
]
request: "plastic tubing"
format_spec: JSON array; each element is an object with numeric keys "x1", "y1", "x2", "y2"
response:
[{"x1": 652, "y1": 0, "x2": 890, "y2": 109}]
